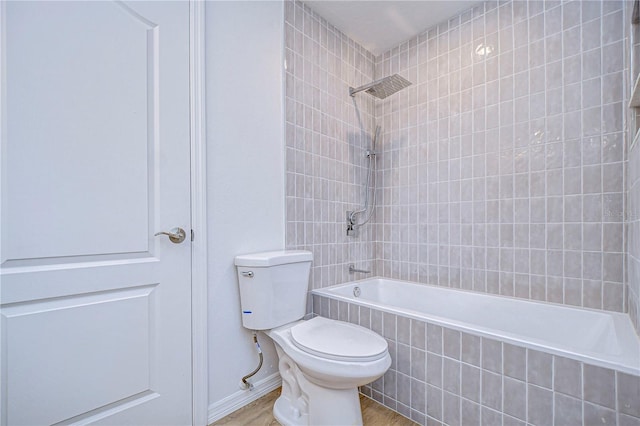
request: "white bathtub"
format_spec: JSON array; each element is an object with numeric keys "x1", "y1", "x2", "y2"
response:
[{"x1": 312, "y1": 278, "x2": 640, "y2": 376}]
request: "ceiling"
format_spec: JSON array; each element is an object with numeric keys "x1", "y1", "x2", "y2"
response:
[{"x1": 303, "y1": 1, "x2": 480, "y2": 56}]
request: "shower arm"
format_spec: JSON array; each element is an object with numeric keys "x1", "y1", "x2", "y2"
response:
[{"x1": 349, "y1": 78, "x2": 383, "y2": 97}]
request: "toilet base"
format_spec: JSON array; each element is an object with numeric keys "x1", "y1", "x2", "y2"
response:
[
  {"x1": 273, "y1": 345, "x2": 364, "y2": 426},
  {"x1": 273, "y1": 395, "x2": 308, "y2": 426}
]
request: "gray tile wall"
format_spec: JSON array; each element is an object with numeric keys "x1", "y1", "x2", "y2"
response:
[
  {"x1": 628, "y1": 136, "x2": 640, "y2": 333},
  {"x1": 285, "y1": 0, "x2": 633, "y2": 316},
  {"x1": 372, "y1": 0, "x2": 628, "y2": 313},
  {"x1": 313, "y1": 294, "x2": 640, "y2": 426},
  {"x1": 627, "y1": 1, "x2": 640, "y2": 335},
  {"x1": 284, "y1": 1, "x2": 378, "y2": 291}
]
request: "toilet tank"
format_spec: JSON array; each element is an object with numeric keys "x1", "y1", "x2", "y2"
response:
[{"x1": 234, "y1": 250, "x2": 312, "y2": 330}]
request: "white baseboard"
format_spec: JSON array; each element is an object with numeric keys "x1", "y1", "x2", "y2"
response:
[{"x1": 207, "y1": 373, "x2": 282, "y2": 424}]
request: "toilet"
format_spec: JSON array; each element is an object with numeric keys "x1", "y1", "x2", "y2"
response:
[{"x1": 235, "y1": 250, "x2": 391, "y2": 426}]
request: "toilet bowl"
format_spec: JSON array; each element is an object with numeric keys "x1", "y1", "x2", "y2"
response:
[
  {"x1": 268, "y1": 316, "x2": 390, "y2": 388},
  {"x1": 234, "y1": 250, "x2": 390, "y2": 426},
  {"x1": 266, "y1": 317, "x2": 390, "y2": 425}
]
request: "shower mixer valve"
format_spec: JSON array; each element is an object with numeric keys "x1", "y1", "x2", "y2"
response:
[{"x1": 346, "y1": 211, "x2": 358, "y2": 237}]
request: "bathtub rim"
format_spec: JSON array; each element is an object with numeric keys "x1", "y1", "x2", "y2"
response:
[{"x1": 312, "y1": 277, "x2": 640, "y2": 377}]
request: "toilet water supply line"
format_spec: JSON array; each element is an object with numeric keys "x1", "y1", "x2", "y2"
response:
[{"x1": 240, "y1": 331, "x2": 263, "y2": 390}]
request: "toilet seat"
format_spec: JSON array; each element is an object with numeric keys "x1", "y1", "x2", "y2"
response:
[{"x1": 290, "y1": 317, "x2": 388, "y2": 362}]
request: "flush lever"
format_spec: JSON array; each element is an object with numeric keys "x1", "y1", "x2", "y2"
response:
[
  {"x1": 154, "y1": 227, "x2": 187, "y2": 244},
  {"x1": 241, "y1": 271, "x2": 254, "y2": 278}
]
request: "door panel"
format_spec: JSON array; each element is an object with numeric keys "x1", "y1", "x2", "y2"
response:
[
  {"x1": 4, "y1": 286, "x2": 155, "y2": 425},
  {"x1": 1, "y1": 2, "x2": 192, "y2": 424},
  {"x1": 6, "y1": 1, "x2": 153, "y2": 260}
]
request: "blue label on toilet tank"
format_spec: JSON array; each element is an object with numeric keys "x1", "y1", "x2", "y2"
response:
[{"x1": 243, "y1": 310, "x2": 252, "y2": 314}]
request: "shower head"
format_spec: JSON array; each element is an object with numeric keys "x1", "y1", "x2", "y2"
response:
[{"x1": 349, "y1": 74, "x2": 412, "y2": 99}]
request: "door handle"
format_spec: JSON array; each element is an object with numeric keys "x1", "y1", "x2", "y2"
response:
[{"x1": 154, "y1": 227, "x2": 187, "y2": 244}]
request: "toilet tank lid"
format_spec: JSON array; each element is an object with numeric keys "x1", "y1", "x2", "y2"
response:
[{"x1": 234, "y1": 250, "x2": 313, "y2": 267}]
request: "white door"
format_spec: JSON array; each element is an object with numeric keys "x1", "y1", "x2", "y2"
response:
[{"x1": 0, "y1": 1, "x2": 192, "y2": 424}]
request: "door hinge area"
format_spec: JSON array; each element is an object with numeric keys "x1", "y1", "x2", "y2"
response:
[{"x1": 191, "y1": 229, "x2": 195, "y2": 242}]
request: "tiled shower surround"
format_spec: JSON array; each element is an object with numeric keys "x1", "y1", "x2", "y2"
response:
[
  {"x1": 286, "y1": 0, "x2": 633, "y2": 315},
  {"x1": 312, "y1": 294, "x2": 640, "y2": 426},
  {"x1": 285, "y1": 0, "x2": 640, "y2": 424},
  {"x1": 372, "y1": 0, "x2": 627, "y2": 313},
  {"x1": 284, "y1": 0, "x2": 377, "y2": 291},
  {"x1": 629, "y1": 137, "x2": 640, "y2": 331},
  {"x1": 627, "y1": 1, "x2": 640, "y2": 338}
]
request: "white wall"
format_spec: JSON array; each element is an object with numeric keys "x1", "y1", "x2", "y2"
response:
[{"x1": 206, "y1": 0, "x2": 285, "y2": 410}]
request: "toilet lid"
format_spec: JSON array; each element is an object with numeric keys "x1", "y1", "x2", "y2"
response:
[{"x1": 290, "y1": 317, "x2": 388, "y2": 362}]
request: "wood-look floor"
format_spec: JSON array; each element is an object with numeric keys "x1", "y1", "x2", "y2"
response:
[{"x1": 212, "y1": 388, "x2": 417, "y2": 426}]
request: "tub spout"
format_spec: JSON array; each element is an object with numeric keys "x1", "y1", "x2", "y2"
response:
[{"x1": 348, "y1": 264, "x2": 370, "y2": 274}]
